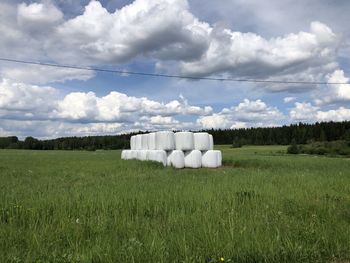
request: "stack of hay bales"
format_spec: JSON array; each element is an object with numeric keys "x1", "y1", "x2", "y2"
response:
[{"x1": 122, "y1": 131, "x2": 222, "y2": 168}]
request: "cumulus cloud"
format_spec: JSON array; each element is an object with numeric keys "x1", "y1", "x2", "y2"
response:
[
  {"x1": 314, "y1": 69, "x2": 350, "y2": 105},
  {"x1": 0, "y1": 2, "x2": 45, "y2": 60},
  {"x1": 317, "y1": 107, "x2": 350, "y2": 122},
  {"x1": 284, "y1": 97, "x2": 296, "y2": 103},
  {"x1": 49, "y1": 1, "x2": 341, "y2": 89},
  {"x1": 0, "y1": 64, "x2": 95, "y2": 84},
  {"x1": 197, "y1": 114, "x2": 231, "y2": 129},
  {"x1": 289, "y1": 102, "x2": 319, "y2": 122},
  {"x1": 180, "y1": 21, "x2": 340, "y2": 91},
  {"x1": 49, "y1": 0, "x2": 210, "y2": 64},
  {"x1": 289, "y1": 101, "x2": 350, "y2": 123},
  {"x1": 1, "y1": 0, "x2": 345, "y2": 89},
  {"x1": 0, "y1": 78, "x2": 58, "y2": 112},
  {"x1": 17, "y1": 1, "x2": 63, "y2": 31},
  {"x1": 0, "y1": 78, "x2": 210, "y2": 137},
  {"x1": 0, "y1": 119, "x2": 125, "y2": 139},
  {"x1": 0, "y1": 1, "x2": 94, "y2": 84},
  {"x1": 57, "y1": 90, "x2": 212, "y2": 122},
  {"x1": 197, "y1": 99, "x2": 284, "y2": 129}
]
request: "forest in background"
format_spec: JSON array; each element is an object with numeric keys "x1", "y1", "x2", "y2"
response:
[{"x1": 1, "y1": 121, "x2": 350, "y2": 150}]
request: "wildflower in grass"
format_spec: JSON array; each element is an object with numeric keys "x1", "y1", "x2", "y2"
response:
[{"x1": 220, "y1": 257, "x2": 225, "y2": 262}]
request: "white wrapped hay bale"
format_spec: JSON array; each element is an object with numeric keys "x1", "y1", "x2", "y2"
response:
[
  {"x1": 147, "y1": 132, "x2": 157, "y2": 150},
  {"x1": 209, "y1": 134, "x2": 214, "y2": 150},
  {"x1": 148, "y1": 150, "x2": 167, "y2": 166},
  {"x1": 156, "y1": 131, "x2": 175, "y2": 150},
  {"x1": 194, "y1": 132, "x2": 210, "y2": 151},
  {"x1": 184, "y1": 150, "x2": 202, "y2": 168},
  {"x1": 137, "y1": 150, "x2": 149, "y2": 161},
  {"x1": 121, "y1": 150, "x2": 137, "y2": 160},
  {"x1": 135, "y1": 134, "x2": 142, "y2": 150},
  {"x1": 141, "y1": 134, "x2": 149, "y2": 150},
  {"x1": 167, "y1": 150, "x2": 185, "y2": 169},
  {"x1": 148, "y1": 150, "x2": 156, "y2": 163},
  {"x1": 128, "y1": 150, "x2": 138, "y2": 160},
  {"x1": 166, "y1": 151, "x2": 172, "y2": 166},
  {"x1": 121, "y1": 150, "x2": 127, "y2": 160},
  {"x1": 130, "y1": 136, "x2": 136, "y2": 150},
  {"x1": 175, "y1": 132, "x2": 194, "y2": 151},
  {"x1": 202, "y1": 150, "x2": 222, "y2": 168},
  {"x1": 135, "y1": 150, "x2": 142, "y2": 160}
]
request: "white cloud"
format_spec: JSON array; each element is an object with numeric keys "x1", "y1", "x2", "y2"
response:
[
  {"x1": 197, "y1": 113, "x2": 231, "y2": 129},
  {"x1": 289, "y1": 101, "x2": 350, "y2": 123},
  {"x1": 0, "y1": 0, "x2": 344, "y2": 90},
  {"x1": 50, "y1": 2, "x2": 341, "y2": 89},
  {"x1": 284, "y1": 96, "x2": 296, "y2": 103},
  {"x1": 0, "y1": 64, "x2": 95, "y2": 84},
  {"x1": 316, "y1": 107, "x2": 350, "y2": 122},
  {"x1": 57, "y1": 90, "x2": 211, "y2": 122},
  {"x1": 0, "y1": 2, "x2": 45, "y2": 60},
  {"x1": 180, "y1": 21, "x2": 340, "y2": 90},
  {"x1": 0, "y1": 1, "x2": 93, "y2": 84},
  {"x1": 57, "y1": 92, "x2": 98, "y2": 121},
  {"x1": 17, "y1": 1, "x2": 63, "y2": 31},
  {"x1": 230, "y1": 121, "x2": 248, "y2": 129},
  {"x1": 149, "y1": 115, "x2": 179, "y2": 125},
  {"x1": 289, "y1": 102, "x2": 318, "y2": 122},
  {"x1": 49, "y1": 0, "x2": 210, "y2": 64},
  {"x1": 314, "y1": 69, "x2": 350, "y2": 105},
  {"x1": 0, "y1": 78, "x2": 58, "y2": 112},
  {"x1": 0, "y1": 119, "x2": 125, "y2": 139},
  {"x1": 0, "y1": 78, "x2": 210, "y2": 137},
  {"x1": 197, "y1": 99, "x2": 284, "y2": 129}
]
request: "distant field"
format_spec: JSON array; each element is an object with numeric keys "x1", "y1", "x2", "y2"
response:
[{"x1": 0, "y1": 146, "x2": 349, "y2": 262}]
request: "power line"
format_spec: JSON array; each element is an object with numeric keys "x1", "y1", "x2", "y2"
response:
[{"x1": 0, "y1": 57, "x2": 348, "y2": 85}]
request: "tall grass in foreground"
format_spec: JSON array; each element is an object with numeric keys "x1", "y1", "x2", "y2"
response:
[{"x1": 0, "y1": 146, "x2": 349, "y2": 262}]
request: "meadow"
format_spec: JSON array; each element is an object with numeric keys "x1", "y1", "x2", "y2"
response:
[{"x1": 0, "y1": 146, "x2": 349, "y2": 262}]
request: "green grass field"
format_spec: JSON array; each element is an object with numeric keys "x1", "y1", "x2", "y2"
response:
[{"x1": 0, "y1": 146, "x2": 349, "y2": 262}]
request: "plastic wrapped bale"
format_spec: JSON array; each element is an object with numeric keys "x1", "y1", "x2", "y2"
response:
[
  {"x1": 128, "y1": 150, "x2": 138, "y2": 160},
  {"x1": 148, "y1": 132, "x2": 157, "y2": 150},
  {"x1": 166, "y1": 151, "x2": 172, "y2": 166},
  {"x1": 209, "y1": 134, "x2": 214, "y2": 150},
  {"x1": 194, "y1": 132, "x2": 210, "y2": 151},
  {"x1": 156, "y1": 131, "x2": 175, "y2": 150},
  {"x1": 202, "y1": 150, "x2": 222, "y2": 168},
  {"x1": 141, "y1": 134, "x2": 149, "y2": 150},
  {"x1": 175, "y1": 132, "x2": 194, "y2": 151},
  {"x1": 148, "y1": 150, "x2": 167, "y2": 166},
  {"x1": 121, "y1": 150, "x2": 127, "y2": 160},
  {"x1": 122, "y1": 150, "x2": 137, "y2": 160},
  {"x1": 136, "y1": 150, "x2": 149, "y2": 161},
  {"x1": 167, "y1": 150, "x2": 185, "y2": 169},
  {"x1": 148, "y1": 150, "x2": 155, "y2": 163},
  {"x1": 130, "y1": 136, "x2": 135, "y2": 150},
  {"x1": 136, "y1": 150, "x2": 142, "y2": 160},
  {"x1": 184, "y1": 150, "x2": 202, "y2": 168},
  {"x1": 135, "y1": 134, "x2": 142, "y2": 150}
]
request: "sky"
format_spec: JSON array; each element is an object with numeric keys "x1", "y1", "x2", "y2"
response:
[{"x1": 0, "y1": 0, "x2": 349, "y2": 139}]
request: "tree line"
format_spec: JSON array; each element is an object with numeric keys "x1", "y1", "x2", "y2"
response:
[
  {"x1": 1, "y1": 121, "x2": 350, "y2": 150},
  {"x1": 0, "y1": 134, "x2": 133, "y2": 150},
  {"x1": 204, "y1": 121, "x2": 350, "y2": 146}
]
